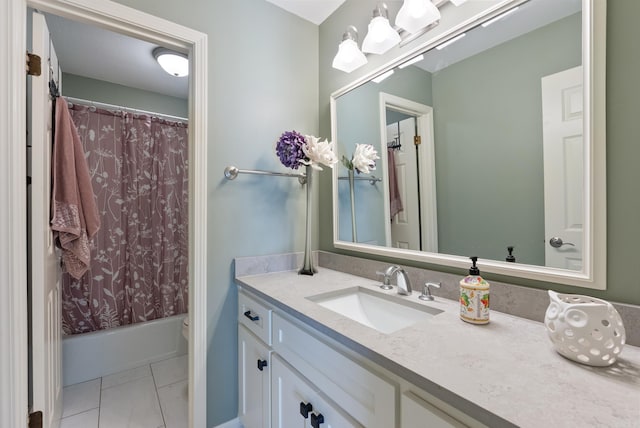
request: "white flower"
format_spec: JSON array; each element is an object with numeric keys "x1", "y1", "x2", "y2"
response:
[
  {"x1": 352, "y1": 144, "x2": 380, "y2": 174},
  {"x1": 300, "y1": 135, "x2": 339, "y2": 171}
]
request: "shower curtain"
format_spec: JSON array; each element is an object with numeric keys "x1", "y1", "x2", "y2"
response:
[{"x1": 61, "y1": 103, "x2": 189, "y2": 335}]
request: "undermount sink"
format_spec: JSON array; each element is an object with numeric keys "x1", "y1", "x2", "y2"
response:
[{"x1": 307, "y1": 287, "x2": 443, "y2": 334}]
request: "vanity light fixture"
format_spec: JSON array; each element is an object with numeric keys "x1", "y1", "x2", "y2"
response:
[
  {"x1": 435, "y1": 32, "x2": 466, "y2": 50},
  {"x1": 481, "y1": 7, "x2": 520, "y2": 28},
  {"x1": 396, "y1": 0, "x2": 441, "y2": 34},
  {"x1": 398, "y1": 54, "x2": 424, "y2": 68},
  {"x1": 153, "y1": 47, "x2": 188, "y2": 77},
  {"x1": 372, "y1": 69, "x2": 394, "y2": 83},
  {"x1": 362, "y1": 3, "x2": 401, "y2": 55},
  {"x1": 332, "y1": 26, "x2": 368, "y2": 73}
]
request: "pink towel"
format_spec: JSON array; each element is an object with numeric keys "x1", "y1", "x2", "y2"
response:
[
  {"x1": 50, "y1": 97, "x2": 100, "y2": 279},
  {"x1": 388, "y1": 148, "x2": 403, "y2": 219}
]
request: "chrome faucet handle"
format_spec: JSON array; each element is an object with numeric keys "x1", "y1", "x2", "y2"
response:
[
  {"x1": 419, "y1": 282, "x2": 441, "y2": 301},
  {"x1": 375, "y1": 271, "x2": 393, "y2": 290}
]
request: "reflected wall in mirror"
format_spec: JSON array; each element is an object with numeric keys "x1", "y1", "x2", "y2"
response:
[{"x1": 332, "y1": 0, "x2": 606, "y2": 288}]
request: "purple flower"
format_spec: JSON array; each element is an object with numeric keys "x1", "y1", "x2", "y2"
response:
[{"x1": 276, "y1": 130, "x2": 307, "y2": 170}]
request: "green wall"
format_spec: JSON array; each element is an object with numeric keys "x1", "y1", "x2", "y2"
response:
[
  {"x1": 61, "y1": 73, "x2": 188, "y2": 118},
  {"x1": 111, "y1": 1, "x2": 318, "y2": 426},
  {"x1": 431, "y1": 13, "x2": 581, "y2": 265},
  {"x1": 320, "y1": 1, "x2": 640, "y2": 306}
]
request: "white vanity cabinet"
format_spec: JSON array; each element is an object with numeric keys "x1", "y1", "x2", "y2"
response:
[
  {"x1": 238, "y1": 292, "x2": 273, "y2": 428},
  {"x1": 237, "y1": 288, "x2": 483, "y2": 428}
]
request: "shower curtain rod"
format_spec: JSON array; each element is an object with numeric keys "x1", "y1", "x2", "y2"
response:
[{"x1": 63, "y1": 96, "x2": 188, "y2": 123}]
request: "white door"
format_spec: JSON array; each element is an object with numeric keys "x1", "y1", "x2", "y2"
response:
[
  {"x1": 271, "y1": 355, "x2": 361, "y2": 428},
  {"x1": 401, "y1": 392, "x2": 467, "y2": 428},
  {"x1": 389, "y1": 118, "x2": 421, "y2": 251},
  {"x1": 542, "y1": 66, "x2": 584, "y2": 270},
  {"x1": 29, "y1": 11, "x2": 63, "y2": 428},
  {"x1": 239, "y1": 325, "x2": 271, "y2": 428}
]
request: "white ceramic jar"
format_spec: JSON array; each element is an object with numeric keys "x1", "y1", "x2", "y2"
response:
[{"x1": 544, "y1": 290, "x2": 625, "y2": 367}]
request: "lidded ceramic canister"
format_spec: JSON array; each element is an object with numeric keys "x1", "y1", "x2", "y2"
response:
[{"x1": 460, "y1": 257, "x2": 490, "y2": 324}]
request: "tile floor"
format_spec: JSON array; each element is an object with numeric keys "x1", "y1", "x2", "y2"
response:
[{"x1": 60, "y1": 354, "x2": 188, "y2": 428}]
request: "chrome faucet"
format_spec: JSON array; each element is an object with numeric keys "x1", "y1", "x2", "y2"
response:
[{"x1": 378, "y1": 265, "x2": 412, "y2": 295}]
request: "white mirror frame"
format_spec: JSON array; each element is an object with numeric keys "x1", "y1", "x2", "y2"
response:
[
  {"x1": 0, "y1": 0, "x2": 207, "y2": 426},
  {"x1": 331, "y1": 0, "x2": 606, "y2": 289}
]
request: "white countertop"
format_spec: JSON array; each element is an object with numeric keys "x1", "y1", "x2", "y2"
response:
[{"x1": 236, "y1": 267, "x2": 640, "y2": 428}]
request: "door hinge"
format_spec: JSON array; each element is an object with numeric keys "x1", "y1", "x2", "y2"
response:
[
  {"x1": 414, "y1": 135, "x2": 422, "y2": 146},
  {"x1": 26, "y1": 52, "x2": 42, "y2": 76},
  {"x1": 28, "y1": 410, "x2": 42, "y2": 428}
]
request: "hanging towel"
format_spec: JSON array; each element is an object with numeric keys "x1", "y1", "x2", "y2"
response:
[
  {"x1": 388, "y1": 148, "x2": 404, "y2": 219},
  {"x1": 50, "y1": 97, "x2": 100, "y2": 279}
]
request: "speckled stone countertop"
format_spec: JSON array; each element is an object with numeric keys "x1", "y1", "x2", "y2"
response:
[{"x1": 236, "y1": 267, "x2": 640, "y2": 428}]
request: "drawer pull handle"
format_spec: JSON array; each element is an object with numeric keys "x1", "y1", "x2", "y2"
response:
[
  {"x1": 299, "y1": 401, "x2": 313, "y2": 419},
  {"x1": 310, "y1": 412, "x2": 325, "y2": 427},
  {"x1": 244, "y1": 310, "x2": 260, "y2": 322},
  {"x1": 257, "y1": 359, "x2": 268, "y2": 371}
]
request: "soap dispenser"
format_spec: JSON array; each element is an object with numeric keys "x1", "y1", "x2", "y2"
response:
[
  {"x1": 459, "y1": 256, "x2": 490, "y2": 324},
  {"x1": 506, "y1": 246, "x2": 516, "y2": 263}
]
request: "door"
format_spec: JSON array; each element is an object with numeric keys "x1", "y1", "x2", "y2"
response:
[
  {"x1": 239, "y1": 325, "x2": 271, "y2": 428},
  {"x1": 271, "y1": 355, "x2": 361, "y2": 428},
  {"x1": 542, "y1": 66, "x2": 583, "y2": 270},
  {"x1": 389, "y1": 117, "x2": 421, "y2": 250},
  {"x1": 29, "y1": 11, "x2": 63, "y2": 428}
]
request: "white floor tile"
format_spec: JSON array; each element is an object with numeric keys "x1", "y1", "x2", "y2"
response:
[
  {"x1": 157, "y1": 379, "x2": 188, "y2": 428},
  {"x1": 60, "y1": 408, "x2": 99, "y2": 428},
  {"x1": 151, "y1": 355, "x2": 187, "y2": 388},
  {"x1": 99, "y1": 376, "x2": 164, "y2": 428},
  {"x1": 62, "y1": 378, "x2": 101, "y2": 418},
  {"x1": 102, "y1": 364, "x2": 152, "y2": 389}
]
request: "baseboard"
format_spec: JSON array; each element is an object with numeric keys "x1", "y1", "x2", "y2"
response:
[{"x1": 213, "y1": 417, "x2": 242, "y2": 428}]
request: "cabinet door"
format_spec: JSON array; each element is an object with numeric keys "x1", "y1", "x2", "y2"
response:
[
  {"x1": 401, "y1": 391, "x2": 468, "y2": 428},
  {"x1": 271, "y1": 355, "x2": 362, "y2": 428},
  {"x1": 239, "y1": 325, "x2": 271, "y2": 428}
]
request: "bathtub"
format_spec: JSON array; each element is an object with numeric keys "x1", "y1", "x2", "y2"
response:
[{"x1": 62, "y1": 314, "x2": 187, "y2": 386}]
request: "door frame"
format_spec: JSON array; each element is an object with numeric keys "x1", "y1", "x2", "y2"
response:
[
  {"x1": 379, "y1": 92, "x2": 438, "y2": 252},
  {"x1": 0, "y1": 1, "x2": 208, "y2": 427}
]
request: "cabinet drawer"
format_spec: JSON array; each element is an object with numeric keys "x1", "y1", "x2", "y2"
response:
[
  {"x1": 272, "y1": 313, "x2": 396, "y2": 428},
  {"x1": 239, "y1": 291, "x2": 272, "y2": 345},
  {"x1": 401, "y1": 391, "x2": 469, "y2": 428}
]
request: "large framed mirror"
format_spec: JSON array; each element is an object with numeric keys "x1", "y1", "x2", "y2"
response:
[{"x1": 331, "y1": 0, "x2": 606, "y2": 289}]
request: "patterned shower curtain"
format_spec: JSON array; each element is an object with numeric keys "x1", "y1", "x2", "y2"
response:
[{"x1": 61, "y1": 103, "x2": 189, "y2": 335}]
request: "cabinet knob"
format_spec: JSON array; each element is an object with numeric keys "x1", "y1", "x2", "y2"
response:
[
  {"x1": 299, "y1": 401, "x2": 313, "y2": 419},
  {"x1": 243, "y1": 310, "x2": 260, "y2": 322},
  {"x1": 311, "y1": 412, "x2": 325, "y2": 428},
  {"x1": 257, "y1": 359, "x2": 268, "y2": 371}
]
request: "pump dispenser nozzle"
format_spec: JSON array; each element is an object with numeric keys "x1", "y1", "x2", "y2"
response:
[
  {"x1": 506, "y1": 246, "x2": 516, "y2": 263},
  {"x1": 468, "y1": 256, "x2": 480, "y2": 275}
]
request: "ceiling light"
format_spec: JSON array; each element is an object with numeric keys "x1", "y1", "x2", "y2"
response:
[
  {"x1": 332, "y1": 26, "x2": 368, "y2": 73},
  {"x1": 396, "y1": 0, "x2": 441, "y2": 34},
  {"x1": 398, "y1": 54, "x2": 424, "y2": 69},
  {"x1": 481, "y1": 7, "x2": 520, "y2": 28},
  {"x1": 449, "y1": 0, "x2": 467, "y2": 5},
  {"x1": 372, "y1": 69, "x2": 394, "y2": 83},
  {"x1": 362, "y1": 3, "x2": 401, "y2": 55},
  {"x1": 153, "y1": 47, "x2": 189, "y2": 77},
  {"x1": 435, "y1": 33, "x2": 466, "y2": 50}
]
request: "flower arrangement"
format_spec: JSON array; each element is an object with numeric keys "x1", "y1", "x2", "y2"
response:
[
  {"x1": 342, "y1": 144, "x2": 380, "y2": 174},
  {"x1": 275, "y1": 130, "x2": 338, "y2": 171}
]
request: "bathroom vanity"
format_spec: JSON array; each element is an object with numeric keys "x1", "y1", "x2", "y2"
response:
[{"x1": 236, "y1": 265, "x2": 640, "y2": 428}]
